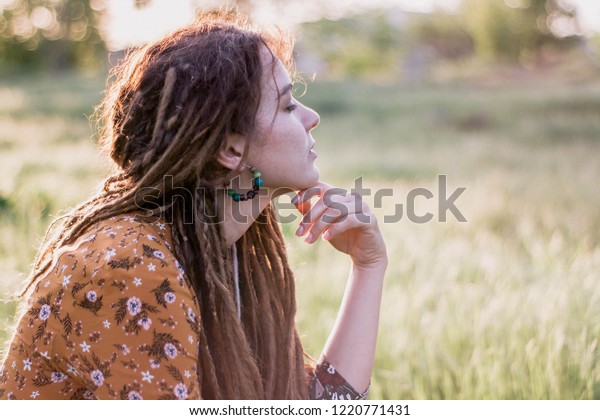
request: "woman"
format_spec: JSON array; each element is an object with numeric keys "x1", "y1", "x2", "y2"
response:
[{"x1": 0, "y1": 11, "x2": 387, "y2": 400}]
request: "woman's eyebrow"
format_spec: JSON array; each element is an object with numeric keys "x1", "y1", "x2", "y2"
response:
[{"x1": 277, "y1": 83, "x2": 293, "y2": 100}]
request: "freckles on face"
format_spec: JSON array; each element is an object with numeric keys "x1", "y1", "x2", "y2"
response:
[{"x1": 247, "y1": 51, "x2": 320, "y2": 190}]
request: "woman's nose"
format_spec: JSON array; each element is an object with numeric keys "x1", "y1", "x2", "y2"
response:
[{"x1": 304, "y1": 105, "x2": 320, "y2": 131}]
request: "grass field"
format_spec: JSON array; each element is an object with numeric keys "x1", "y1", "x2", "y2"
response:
[{"x1": 1, "y1": 70, "x2": 599, "y2": 399}]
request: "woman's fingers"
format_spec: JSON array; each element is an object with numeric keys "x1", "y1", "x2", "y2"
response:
[
  {"x1": 294, "y1": 187, "x2": 370, "y2": 243},
  {"x1": 292, "y1": 181, "x2": 334, "y2": 209},
  {"x1": 292, "y1": 181, "x2": 386, "y2": 268},
  {"x1": 302, "y1": 206, "x2": 351, "y2": 243},
  {"x1": 321, "y1": 211, "x2": 372, "y2": 241}
]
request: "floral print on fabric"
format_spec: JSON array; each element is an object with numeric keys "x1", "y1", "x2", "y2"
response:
[
  {"x1": 0, "y1": 215, "x2": 200, "y2": 400},
  {"x1": 309, "y1": 357, "x2": 369, "y2": 400},
  {"x1": 0, "y1": 214, "x2": 368, "y2": 400}
]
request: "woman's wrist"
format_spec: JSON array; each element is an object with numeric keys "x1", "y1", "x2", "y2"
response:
[{"x1": 351, "y1": 257, "x2": 388, "y2": 277}]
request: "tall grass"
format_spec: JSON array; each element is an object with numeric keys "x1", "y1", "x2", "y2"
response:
[{"x1": 1, "y1": 71, "x2": 599, "y2": 399}]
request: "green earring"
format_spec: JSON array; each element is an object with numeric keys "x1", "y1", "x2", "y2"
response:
[{"x1": 226, "y1": 166, "x2": 263, "y2": 202}]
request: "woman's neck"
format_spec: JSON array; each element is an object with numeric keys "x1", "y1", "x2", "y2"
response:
[{"x1": 218, "y1": 191, "x2": 273, "y2": 246}]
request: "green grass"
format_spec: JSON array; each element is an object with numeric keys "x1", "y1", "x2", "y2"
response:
[{"x1": 1, "y1": 71, "x2": 600, "y2": 399}]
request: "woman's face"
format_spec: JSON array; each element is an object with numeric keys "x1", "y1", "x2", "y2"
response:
[{"x1": 246, "y1": 50, "x2": 321, "y2": 194}]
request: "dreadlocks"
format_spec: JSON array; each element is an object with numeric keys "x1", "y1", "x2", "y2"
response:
[{"x1": 22, "y1": 10, "x2": 312, "y2": 399}]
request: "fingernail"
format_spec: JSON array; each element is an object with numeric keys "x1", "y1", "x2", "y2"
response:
[
  {"x1": 295, "y1": 225, "x2": 304, "y2": 236},
  {"x1": 305, "y1": 232, "x2": 314, "y2": 243},
  {"x1": 323, "y1": 231, "x2": 330, "y2": 240}
]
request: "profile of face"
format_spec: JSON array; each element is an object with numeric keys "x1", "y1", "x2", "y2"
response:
[{"x1": 246, "y1": 49, "x2": 321, "y2": 194}]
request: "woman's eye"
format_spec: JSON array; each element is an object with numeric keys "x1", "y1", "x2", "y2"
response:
[{"x1": 286, "y1": 103, "x2": 298, "y2": 112}]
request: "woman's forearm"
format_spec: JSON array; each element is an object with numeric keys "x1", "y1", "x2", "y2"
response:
[{"x1": 320, "y1": 261, "x2": 387, "y2": 393}]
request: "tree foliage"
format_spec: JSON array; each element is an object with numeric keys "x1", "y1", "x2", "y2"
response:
[
  {"x1": 0, "y1": 0, "x2": 585, "y2": 73},
  {"x1": 297, "y1": 11, "x2": 403, "y2": 79},
  {"x1": 0, "y1": 0, "x2": 106, "y2": 72},
  {"x1": 461, "y1": 0, "x2": 578, "y2": 63},
  {"x1": 407, "y1": 12, "x2": 474, "y2": 61}
]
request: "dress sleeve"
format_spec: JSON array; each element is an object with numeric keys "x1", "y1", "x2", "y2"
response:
[
  {"x1": 51, "y1": 218, "x2": 202, "y2": 399},
  {"x1": 308, "y1": 355, "x2": 370, "y2": 400}
]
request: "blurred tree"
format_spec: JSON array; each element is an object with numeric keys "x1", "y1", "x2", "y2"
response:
[
  {"x1": 408, "y1": 12, "x2": 474, "y2": 61},
  {"x1": 134, "y1": 0, "x2": 151, "y2": 8},
  {"x1": 586, "y1": 35, "x2": 600, "y2": 66},
  {"x1": 297, "y1": 12, "x2": 403, "y2": 79},
  {"x1": 0, "y1": 0, "x2": 106, "y2": 72},
  {"x1": 461, "y1": 0, "x2": 578, "y2": 63}
]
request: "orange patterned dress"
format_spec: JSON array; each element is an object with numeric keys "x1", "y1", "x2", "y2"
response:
[{"x1": 0, "y1": 214, "x2": 368, "y2": 400}]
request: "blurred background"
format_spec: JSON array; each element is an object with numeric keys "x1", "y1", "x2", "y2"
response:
[{"x1": 1, "y1": 0, "x2": 599, "y2": 399}]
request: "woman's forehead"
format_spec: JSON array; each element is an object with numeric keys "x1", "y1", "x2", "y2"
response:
[{"x1": 261, "y1": 52, "x2": 291, "y2": 98}]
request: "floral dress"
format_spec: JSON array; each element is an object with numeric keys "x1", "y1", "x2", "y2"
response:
[{"x1": 0, "y1": 214, "x2": 368, "y2": 400}]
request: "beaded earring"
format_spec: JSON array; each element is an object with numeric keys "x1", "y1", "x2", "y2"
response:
[{"x1": 226, "y1": 165, "x2": 263, "y2": 202}]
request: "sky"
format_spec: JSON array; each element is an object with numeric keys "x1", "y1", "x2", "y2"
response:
[
  {"x1": 570, "y1": 0, "x2": 600, "y2": 34},
  {"x1": 95, "y1": 0, "x2": 600, "y2": 50},
  {"x1": 100, "y1": 0, "x2": 462, "y2": 50}
]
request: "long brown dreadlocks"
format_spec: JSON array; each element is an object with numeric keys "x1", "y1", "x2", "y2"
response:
[{"x1": 21, "y1": 10, "x2": 313, "y2": 399}]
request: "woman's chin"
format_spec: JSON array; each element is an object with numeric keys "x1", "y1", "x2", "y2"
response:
[
  {"x1": 266, "y1": 168, "x2": 320, "y2": 197},
  {"x1": 304, "y1": 167, "x2": 321, "y2": 187},
  {"x1": 296, "y1": 173, "x2": 320, "y2": 192}
]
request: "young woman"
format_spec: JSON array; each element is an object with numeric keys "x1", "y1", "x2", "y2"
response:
[{"x1": 0, "y1": 11, "x2": 387, "y2": 400}]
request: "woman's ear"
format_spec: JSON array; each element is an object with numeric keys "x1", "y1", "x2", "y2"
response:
[{"x1": 216, "y1": 133, "x2": 246, "y2": 170}]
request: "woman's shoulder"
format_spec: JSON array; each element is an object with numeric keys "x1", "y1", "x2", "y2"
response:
[
  {"x1": 9, "y1": 213, "x2": 199, "y2": 390},
  {"x1": 59, "y1": 213, "x2": 172, "y2": 262},
  {"x1": 44, "y1": 212, "x2": 185, "y2": 289},
  {"x1": 80, "y1": 213, "x2": 173, "y2": 251},
  {"x1": 26, "y1": 213, "x2": 190, "y2": 316}
]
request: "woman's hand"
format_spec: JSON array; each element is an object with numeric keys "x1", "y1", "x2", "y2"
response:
[{"x1": 292, "y1": 182, "x2": 387, "y2": 271}]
